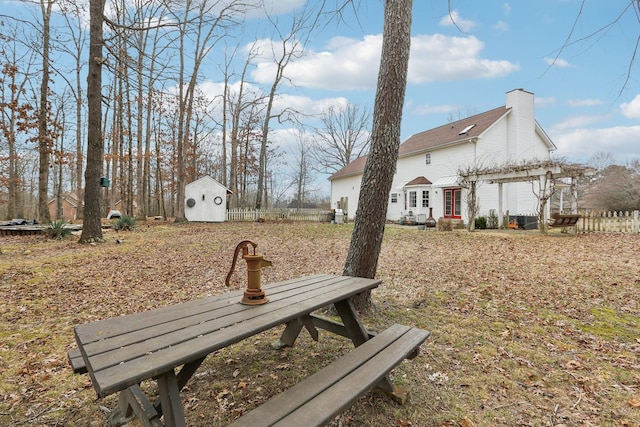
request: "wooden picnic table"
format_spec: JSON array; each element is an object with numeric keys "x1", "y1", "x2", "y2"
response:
[{"x1": 71, "y1": 274, "x2": 429, "y2": 427}]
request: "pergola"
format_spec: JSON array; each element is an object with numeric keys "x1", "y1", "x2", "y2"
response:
[{"x1": 459, "y1": 161, "x2": 596, "y2": 229}]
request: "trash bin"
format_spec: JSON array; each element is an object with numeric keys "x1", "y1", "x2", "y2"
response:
[{"x1": 335, "y1": 209, "x2": 344, "y2": 224}]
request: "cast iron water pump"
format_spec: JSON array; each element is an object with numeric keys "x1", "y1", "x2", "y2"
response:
[{"x1": 225, "y1": 240, "x2": 272, "y2": 305}]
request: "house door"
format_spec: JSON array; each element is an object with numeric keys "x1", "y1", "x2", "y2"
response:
[{"x1": 444, "y1": 188, "x2": 462, "y2": 219}]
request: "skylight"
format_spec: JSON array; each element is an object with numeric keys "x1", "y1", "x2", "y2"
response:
[{"x1": 458, "y1": 124, "x2": 476, "y2": 135}]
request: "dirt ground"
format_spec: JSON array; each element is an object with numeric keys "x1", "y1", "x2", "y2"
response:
[{"x1": 0, "y1": 222, "x2": 639, "y2": 426}]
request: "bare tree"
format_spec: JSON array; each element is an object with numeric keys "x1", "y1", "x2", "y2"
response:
[
  {"x1": 588, "y1": 151, "x2": 615, "y2": 178},
  {"x1": 311, "y1": 103, "x2": 371, "y2": 175},
  {"x1": 170, "y1": 0, "x2": 244, "y2": 221},
  {"x1": 0, "y1": 22, "x2": 38, "y2": 219},
  {"x1": 79, "y1": 0, "x2": 106, "y2": 243},
  {"x1": 225, "y1": 44, "x2": 262, "y2": 208},
  {"x1": 583, "y1": 163, "x2": 640, "y2": 210},
  {"x1": 547, "y1": 0, "x2": 640, "y2": 94},
  {"x1": 254, "y1": 2, "x2": 328, "y2": 209},
  {"x1": 57, "y1": 0, "x2": 88, "y2": 220},
  {"x1": 36, "y1": 0, "x2": 55, "y2": 222},
  {"x1": 343, "y1": 0, "x2": 412, "y2": 311},
  {"x1": 290, "y1": 133, "x2": 313, "y2": 209}
]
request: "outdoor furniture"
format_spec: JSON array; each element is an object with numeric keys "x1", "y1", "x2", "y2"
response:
[
  {"x1": 549, "y1": 213, "x2": 581, "y2": 228},
  {"x1": 69, "y1": 274, "x2": 429, "y2": 427}
]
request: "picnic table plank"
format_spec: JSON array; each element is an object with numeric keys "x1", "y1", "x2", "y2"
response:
[
  {"x1": 75, "y1": 274, "x2": 381, "y2": 398},
  {"x1": 228, "y1": 324, "x2": 430, "y2": 427},
  {"x1": 75, "y1": 274, "x2": 332, "y2": 342},
  {"x1": 77, "y1": 275, "x2": 344, "y2": 355}
]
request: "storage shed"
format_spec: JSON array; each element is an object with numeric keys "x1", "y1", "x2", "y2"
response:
[{"x1": 185, "y1": 176, "x2": 231, "y2": 222}]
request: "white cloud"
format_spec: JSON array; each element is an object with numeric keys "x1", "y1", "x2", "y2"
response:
[
  {"x1": 566, "y1": 98, "x2": 603, "y2": 107},
  {"x1": 249, "y1": 33, "x2": 519, "y2": 91},
  {"x1": 240, "y1": 0, "x2": 305, "y2": 18},
  {"x1": 494, "y1": 20, "x2": 509, "y2": 31},
  {"x1": 535, "y1": 97, "x2": 556, "y2": 107},
  {"x1": 620, "y1": 94, "x2": 640, "y2": 119},
  {"x1": 439, "y1": 10, "x2": 476, "y2": 33},
  {"x1": 271, "y1": 94, "x2": 349, "y2": 118},
  {"x1": 549, "y1": 114, "x2": 610, "y2": 133},
  {"x1": 251, "y1": 35, "x2": 381, "y2": 90},
  {"x1": 503, "y1": 3, "x2": 512, "y2": 15},
  {"x1": 408, "y1": 34, "x2": 519, "y2": 83},
  {"x1": 411, "y1": 103, "x2": 458, "y2": 115},
  {"x1": 195, "y1": 79, "x2": 348, "y2": 125},
  {"x1": 260, "y1": 0, "x2": 305, "y2": 15},
  {"x1": 544, "y1": 57, "x2": 572, "y2": 68},
  {"x1": 552, "y1": 125, "x2": 640, "y2": 162}
]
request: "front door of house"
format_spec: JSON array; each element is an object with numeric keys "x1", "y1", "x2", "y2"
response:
[{"x1": 444, "y1": 188, "x2": 461, "y2": 219}]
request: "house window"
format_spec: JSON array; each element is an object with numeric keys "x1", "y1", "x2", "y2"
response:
[
  {"x1": 444, "y1": 188, "x2": 462, "y2": 219},
  {"x1": 409, "y1": 191, "x2": 417, "y2": 208},
  {"x1": 391, "y1": 193, "x2": 398, "y2": 203},
  {"x1": 425, "y1": 153, "x2": 431, "y2": 165},
  {"x1": 422, "y1": 190, "x2": 429, "y2": 208}
]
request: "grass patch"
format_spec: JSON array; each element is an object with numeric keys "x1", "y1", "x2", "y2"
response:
[{"x1": 580, "y1": 306, "x2": 640, "y2": 342}]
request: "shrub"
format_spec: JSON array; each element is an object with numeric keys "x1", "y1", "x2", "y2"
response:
[
  {"x1": 475, "y1": 216, "x2": 487, "y2": 230},
  {"x1": 45, "y1": 220, "x2": 72, "y2": 240},
  {"x1": 437, "y1": 218, "x2": 452, "y2": 231},
  {"x1": 113, "y1": 215, "x2": 137, "y2": 231}
]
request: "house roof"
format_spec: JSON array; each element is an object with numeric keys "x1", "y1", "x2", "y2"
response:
[
  {"x1": 328, "y1": 155, "x2": 369, "y2": 180},
  {"x1": 405, "y1": 176, "x2": 432, "y2": 186},
  {"x1": 47, "y1": 192, "x2": 79, "y2": 207},
  {"x1": 398, "y1": 106, "x2": 508, "y2": 157},
  {"x1": 329, "y1": 106, "x2": 509, "y2": 180}
]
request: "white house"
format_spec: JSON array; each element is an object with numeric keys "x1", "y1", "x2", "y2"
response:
[
  {"x1": 185, "y1": 176, "x2": 231, "y2": 222},
  {"x1": 329, "y1": 89, "x2": 557, "y2": 224}
]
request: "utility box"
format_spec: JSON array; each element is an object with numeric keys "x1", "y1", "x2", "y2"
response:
[{"x1": 335, "y1": 209, "x2": 344, "y2": 224}]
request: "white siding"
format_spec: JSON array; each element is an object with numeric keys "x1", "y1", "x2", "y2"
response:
[
  {"x1": 330, "y1": 90, "x2": 554, "y2": 224},
  {"x1": 330, "y1": 175, "x2": 362, "y2": 219},
  {"x1": 185, "y1": 176, "x2": 228, "y2": 222}
]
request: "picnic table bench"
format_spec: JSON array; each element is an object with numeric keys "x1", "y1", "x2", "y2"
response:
[{"x1": 69, "y1": 274, "x2": 429, "y2": 426}]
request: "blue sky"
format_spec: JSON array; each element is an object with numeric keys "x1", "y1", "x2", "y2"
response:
[
  {"x1": 248, "y1": 0, "x2": 640, "y2": 169},
  {"x1": 4, "y1": 0, "x2": 639, "y2": 198}
]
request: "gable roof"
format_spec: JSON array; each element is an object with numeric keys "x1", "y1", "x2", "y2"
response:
[
  {"x1": 330, "y1": 106, "x2": 509, "y2": 181},
  {"x1": 328, "y1": 155, "x2": 369, "y2": 180},
  {"x1": 405, "y1": 176, "x2": 432, "y2": 186},
  {"x1": 47, "y1": 192, "x2": 79, "y2": 207},
  {"x1": 187, "y1": 175, "x2": 233, "y2": 194},
  {"x1": 398, "y1": 106, "x2": 508, "y2": 157}
]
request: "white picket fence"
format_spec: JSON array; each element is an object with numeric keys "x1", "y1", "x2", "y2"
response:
[
  {"x1": 226, "y1": 208, "x2": 333, "y2": 223},
  {"x1": 577, "y1": 210, "x2": 640, "y2": 233}
]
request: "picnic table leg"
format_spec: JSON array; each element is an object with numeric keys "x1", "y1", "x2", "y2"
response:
[
  {"x1": 334, "y1": 297, "x2": 411, "y2": 404},
  {"x1": 272, "y1": 315, "x2": 320, "y2": 349},
  {"x1": 108, "y1": 385, "x2": 161, "y2": 427},
  {"x1": 156, "y1": 370, "x2": 187, "y2": 427},
  {"x1": 271, "y1": 318, "x2": 304, "y2": 349},
  {"x1": 151, "y1": 356, "x2": 206, "y2": 416}
]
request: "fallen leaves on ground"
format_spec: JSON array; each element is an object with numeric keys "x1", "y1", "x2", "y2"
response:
[{"x1": 0, "y1": 222, "x2": 639, "y2": 426}]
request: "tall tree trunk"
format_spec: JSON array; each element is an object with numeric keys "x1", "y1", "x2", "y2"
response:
[
  {"x1": 75, "y1": 26, "x2": 85, "y2": 220},
  {"x1": 80, "y1": 0, "x2": 105, "y2": 242},
  {"x1": 37, "y1": 0, "x2": 53, "y2": 223},
  {"x1": 343, "y1": 0, "x2": 412, "y2": 311}
]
